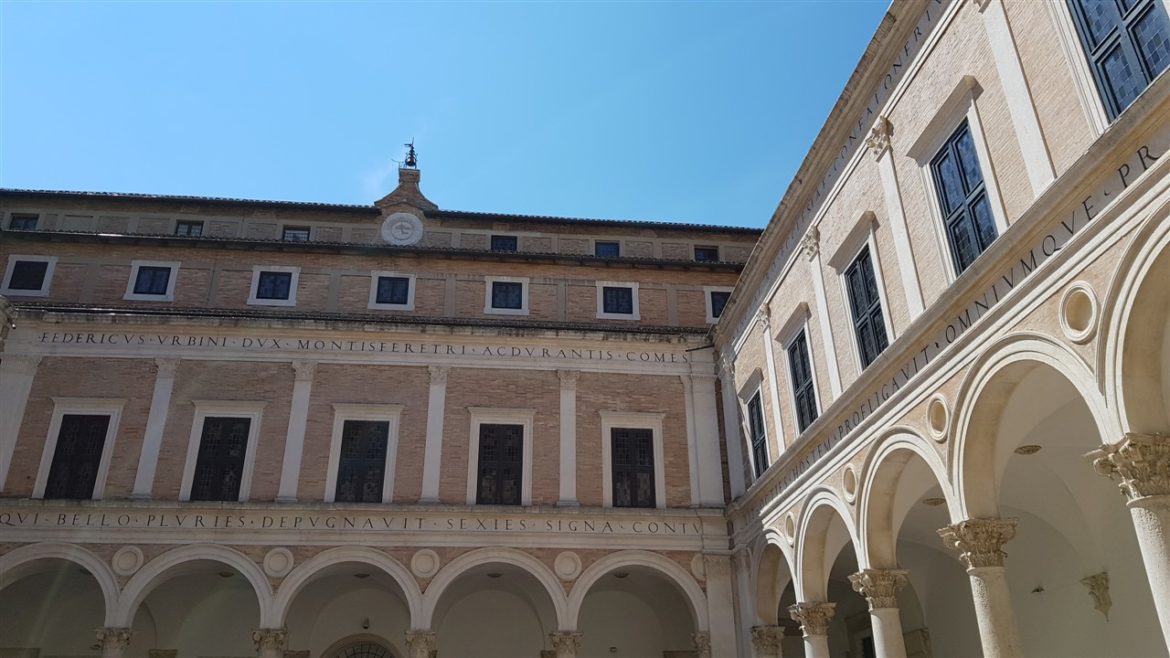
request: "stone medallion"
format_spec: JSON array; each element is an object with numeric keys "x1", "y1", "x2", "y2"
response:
[
  {"x1": 411, "y1": 549, "x2": 441, "y2": 578},
  {"x1": 262, "y1": 547, "x2": 295, "y2": 578},
  {"x1": 111, "y1": 545, "x2": 144, "y2": 576},
  {"x1": 554, "y1": 551, "x2": 582, "y2": 580},
  {"x1": 381, "y1": 212, "x2": 424, "y2": 246}
]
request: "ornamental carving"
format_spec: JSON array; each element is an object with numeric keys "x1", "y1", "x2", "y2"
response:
[
  {"x1": 1088, "y1": 433, "x2": 1170, "y2": 500},
  {"x1": 866, "y1": 116, "x2": 893, "y2": 158},
  {"x1": 405, "y1": 630, "x2": 436, "y2": 658},
  {"x1": 788, "y1": 601, "x2": 836, "y2": 636},
  {"x1": 291, "y1": 360, "x2": 317, "y2": 382},
  {"x1": 251, "y1": 629, "x2": 287, "y2": 654},
  {"x1": 751, "y1": 625, "x2": 784, "y2": 653},
  {"x1": 557, "y1": 370, "x2": 579, "y2": 390},
  {"x1": 549, "y1": 631, "x2": 582, "y2": 656},
  {"x1": 938, "y1": 518, "x2": 1017, "y2": 570},
  {"x1": 428, "y1": 365, "x2": 449, "y2": 386},
  {"x1": 691, "y1": 631, "x2": 712, "y2": 658},
  {"x1": 96, "y1": 628, "x2": 133, "y2": 651},
  {"x1": 801, "y1": 227, "x2": 821, "y2": 261},
  {"x1": 849, "y1": 568, "x2": 909, "y2": 610},
  {"x1": 1081, "y1": 571, "x2": 1112, "y2": 620},
  {"x1": 153, "y1": 358, "x2": 180, "y2": 378}
]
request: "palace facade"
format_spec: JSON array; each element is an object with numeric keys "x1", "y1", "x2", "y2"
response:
[{"x1": 4, "y1": 0, "x2": 1170, "y2": 657}]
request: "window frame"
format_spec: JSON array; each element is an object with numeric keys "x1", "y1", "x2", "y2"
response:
[
  {"x1": 179, "y1": 401, "x2": 265, "y2": 502},
  {"x1": 693, "y1": 245, "x2": 720, "y2": 262},
  {"x1": 483, "y1": 276, "x2": 530, "y2": 316},
  {"x1": 774, "y1": 307, "x2": 822, "y2": 436},
  {"x1": 490, "y1": 234, "x2": 519, "y2": 252},
  {"x1": 174, "y1": 220, "x2": 205, "y2": 237},
  {"x1": 745, "y1": 390, "x2": 769, "y2": 479},
  {"x1": 367, "y1": 271, "x2": 417, "y2": 311},
  {"x1": 324, "y1": 403, "x2": 403, "y2": 504},
  {"x1": 595, "y1": 281, "x2": 641, "y2": 320},
  {"x1": 1, "y1": 255, "x2": 57, "y2": 297},
  {"x1": 828, "y1": 215, "x2": 895, "y2": 372},
  {"x1": 33, "y1": 398, "x2": 125, "y2": 500},
  {"x1": 600, "y1": 411, "x2": 666, "y2": 509},
  {"x1": 124, "y1": 260, "x2": 180, "y2": 302},
  {"x1": 593, "y1": 240, "x2": 621, "y2": 258},
  {"x1": 281, "y1": 225, "x2": 312, "y2": 242},
  {"x1": 842, "y1": 245, "x2": 891, "y2": 370},
  {"x1": 8, "y1": 213, "x2": 39, "y2": 230},
  {"x1": 704, "y1": 286, "x2": 734, "y2": 323},
  {"x1": 465, "y1": 407, "x2": 534, "y2": 506},
  {"x1": 248, "y1": 265, "x2": 300, "y2": 307}
]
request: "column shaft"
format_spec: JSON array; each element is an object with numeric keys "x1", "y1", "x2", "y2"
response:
[
  {"x1": 132, "y1": 359, "x2": 178, "y2": 499},
  {"x1": 557, "y1": 371, "x2": 578, "y2": 506},
  {"x1": 939, "y1": 519, "x2": 1021, "y2": 658},
  {"x1": 718, "y1": 364, "x2": 747, "y2": 496},
  {"x1": 690, "y1": 371, "x2": 727, "y2": 506},
  {"x1": 419, "y1": 367, "x2": 448, "y2": 502},
  {"x1": 803, "y1": 229, "x2": 842, "y2": 398},
  {"x1": 868, "y1": 119, "x2": 925, "y2": 319},
  {"x1": 870, "y1": 607, "x2": 908, "y2": 658},
  {"x1": 276, "y1": 361, "x2": 315, "y2": 502},
  {"x1": 1131, "y1": 503, "x2": 1170, "y2": 649},
  {"x1": 0, "y1": 354, "x2": 40, "y2": 492},
  {"x1": 759, "y1": 311, "x2": 787, "y2": 453}
]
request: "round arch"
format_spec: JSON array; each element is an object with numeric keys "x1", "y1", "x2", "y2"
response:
[
  {"x1": 114, "y1": 543, "x2": 275, "y2": 628},
  {"x1": 272, "y1": 546, "x2": 422, "y2": 629},
  {"x1": 792, "y1": 488, "x2": 860, "y2": 602},
  {"x1": 857, "y1": 427, "x2": 956, "y2": 568},
  {"x1": 419, "y1": 547, "x2": 568, "y2": 631},
  {"x1": 566, "y1": 550, "x2": 708, "y2": 632},
  {"x1": 320, "y1": 633, "x2": 401, "y2": 658},
  {"x1": 751, "y1": 531, "x2": 796, "y2": 626},
  {"x1": 951, "y1": 332, "x2": 1115, "y2": 519},
  {"x1": 0, "y1": 542, "x2": 121, "y2": 627}
]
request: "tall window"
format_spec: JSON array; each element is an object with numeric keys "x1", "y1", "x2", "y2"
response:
[
  {"x1": 43, "y1": 415, "x2": 110, "y2": 500},
  {"x1": 845, "y1": 246, "x2": 889, "y2": 369},
  {"x1": 930, "y1": 121, "x2": 997, "y2": 275},
  {"x1": 1067, "y1": 0, "x2": 1170, "y2": 120},
  {"x1": 710, "y1": 290, "x2": 731, "y2": 320},
  {"x1": 190, "y1": 417, "x2": 251, "y2": 501},
  {"x1": 9, "y1": 214, "x2": 38, "y2": 230},
  {"x1": 747, "y1": 393, "x2": 768, "y2": 478},
  {"x1": 133, "y1": 266, "x2": 172, "y2": 296},
  {"x1": 611, "y1": 427, "x2": 656, "y2": 508},
  {"x1": 490, "y1": 235, "x2": 518, "y2": 252},
  {"x1": 476, "y1": 424, "x2": 523, "y2": 505},
  {"x1": 334, "y1": 421, "x2": 389, "y2": 503},
  {"x1": 787, "y1": 331, "x2": 819, "y2": 432}
]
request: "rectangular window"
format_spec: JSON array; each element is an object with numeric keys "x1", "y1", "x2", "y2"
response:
[
  {"x1": 595, "y1": 241, "x2": 621, "y2": 258},
  {"x1": 256, "y1": 271, "x2": 293, "y2": 300},
  {"x1": 9, "y1": 213, "x2": 38, "y2": 230},
  {"x1": 175, "y1": 220, "x2": 204, "y2": 237},
  {"x1": 133, "y1": 266, "x2": 172, "y2": 296},
  {"x1": 611, "y1": 427, "x2": 656, "y2": 508},
  {"x1": 930, "y1": 121, "x2": 998, "y2": 275},
  {"x1": 43, "y1": 415, "x2": 111, "y2": 500},
  {"x1": 710, "y1": 290, "x2": 731, "y2": 320},
  {"x1": 476, "y1": 423, "x2": 524, "y2": 505},
  {"x1": 694, "y1": 245, "x2": 720, "y2": 262},
  {"x1": 747, "y1": 393, "x2": 769, "y2": 478},
  {"x1": 282, "y1": 226, "x2": 311, "y2": 242},
  {"x1": 602, "y1": 286, "x2": 634, "y2": 315},
  {"x1": 490, "y1": 235, "x2": 518, "y2": 252},
  {"x1": 1067, "y1": 0, "x2": 1170, "y2": 120},
  {"x1": 7, "y1": 260, "x2": 49, "y2": 291},
  {"x1": 845, "y1": 245, "x2": 889, "y2": 369},
  {"x1": 334, "y1": 420, "x2": 389, "y2": 503},
  {"x1": 189, "y1": 417, "x2": 251, "y2": 502},
  {"x1": 787, "y1": 330, "x2": 819, "y2": 432},
  {"x1": 491, "y1": 281, "x2": 524, "y2": 310},
  {"x1": 376, "y1": 276, "x2": 411, "y2": 305}
]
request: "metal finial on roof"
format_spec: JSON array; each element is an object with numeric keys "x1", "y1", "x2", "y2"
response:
[{"x1": 404, "y1": 140, "x2": 418, "y2": 168}]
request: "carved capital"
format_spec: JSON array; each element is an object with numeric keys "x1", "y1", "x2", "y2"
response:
[
  {"x1": 1081, "y1": 571, "x2": 1111, "y2": 620},
  {"x1": 154, "y1": 358, "x2": 180, "y2": 378},
  {"x1": 751, "y1": 625, "x2": 784, "y2": 653},
  {"x1": 938, "y1": 518, "x2": 1017, "y2": 570},
  {"x1": 789, "y1": 601, "x2": 836, "y2": 637},
  {"x1": 0, "y1": 353, "x2": 43, "y2": 375},
  {"x1": 756, "y1": 306, "x2": 772, "y2": 329},
  {"x1": 849, "y1": 568, "x2": 909, "y2": 609},
  {"x1": 427, "y1": 365, "x2": 449, "y2": 386},
  {"x1": 549, "y1": 631, "x2": 582, "y2": 657},
  {"x1": 96, "y1": 628, "x2": 132, "y2": 652},
  {"x1": 866, "y1": 116, "x2": 893, "y2": 159},
  {"x1": 801, "y1": 227, "x2": 821, "y2": 261},
  {"x1": 1088, "y1": 433, "x2": 1170, "y2": 500},
  {"x1": 557, "y1": 370, "x2": 579, "y2": 391},
  {"x1": 251, "y1": 629, "x2": 287, "y2": 654},
  {"x1": 404, "y1": 630, "x2": 436, "y2": 658},
  {"x1": 291, "y1": 360, "x2": 317, "y2": 382},
  {"x1": 691, "y1": 631, "x2": 711, "y2": 658}
]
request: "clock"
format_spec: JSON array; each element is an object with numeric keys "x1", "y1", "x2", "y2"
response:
[{"x1": 381, "y1": 212, "x2": 424, "y2": 246}]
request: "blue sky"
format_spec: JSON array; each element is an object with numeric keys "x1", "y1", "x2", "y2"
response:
[{"x1": 0, "y1": 2, "x2": 887, "y2": 229}]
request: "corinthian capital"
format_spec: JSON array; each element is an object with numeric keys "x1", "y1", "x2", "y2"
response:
[
  {"x1": 866, "y1": 116, "x2": 893, "y2": 159},
  {"x1": 557, "y1": 369, "x2": 579, "y2": 390},
  {"x1": 691, "y1": 631, "x2": 711, "y2": 658},
  {"x1": 291, "y1": 360, "x2": 317, "y2": 382},
  {"x1": 252, "y1": 629, "x2": 287, "y2": 654},
  {"x1": 404, "y1": 631, "x2": 436, "y2": 658},
  {"x1": 1088, "y1": 433, "x2": 1170, "y2": 500},
  {"x1": 96, "y1": 628, "x2": 132, "y2": 652},
  {"x1": 428, "y1": 365, "x2": 449, "y2": 386},
  {"x1": 751, "y1": 625, "x2": 784, "y2": 654},
  {"x1": 789, "y1": 601, "x2": 836, "y2": 637},
  {"x1": 849, "y1": 568, "x2": 909, "y2": 609},
  {"x1": 549, "y1": 631, "x2": 582, "y2": 657},
  {"x1": 938, "y1": 518, "x2": 1017, "y2": 570},
  {"x1": 801, "y1": 227, "x2": 821, "y2": 261}
]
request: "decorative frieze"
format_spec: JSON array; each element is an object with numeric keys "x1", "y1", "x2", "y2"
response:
[
  {"x1": 938, "y1": 518, "x2": 1017, "y2": 570},
  {"x1": 1088, "y1": 433, "x2": 1170, "y2": 501},
  {"x1": 848, "y1": 568, "x2": 909, "y2": 610},
  {"x1": 788, "y1": 601, "x2": 836, "y2": 636}
]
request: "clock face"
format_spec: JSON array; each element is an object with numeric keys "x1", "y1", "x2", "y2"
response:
[{"x1": 381, "y1": 212, "x2": 423, "y2": 246}]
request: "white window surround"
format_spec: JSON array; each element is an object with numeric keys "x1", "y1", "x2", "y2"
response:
[
  {"x1": 600, "y1": 410, "x2": 666, "y2": 509},
  {"x1": 123, "y1": 260, "x2": 181, "y2": 302},
  {"x1": 595, "y1": 281, "x2": 641, "y2": 320},
  {"x1": 1, "y1": 255, "x2": 57, "y2": 297},
  {"x1": 324, "y1": 403, "x2": 404, "y2": 504},
  {"x1": 465, "y1": 407, "x2": 535, "y2": 506},
  {"x1": 703, "y1": 286, "x2": 735, "y2": 324},
  {"x1": 483, "y1": 276, "x2": 530, "y2": 316},
  {"x1": 179, "y1": 401, "x2": 265, "y2": 502},
  {"x1": 248, "y1": 265, "x2": 300, "y2": 307},
  {"x1": 33, "y1": 398, "x2": 125, "y2": 500},
  {"x1": 367, "y1": 271, "x2": 417, "y2": 311},
  {"x1": 1045, "y1": 1, "x2": 1111, "y2": 137},
  {"x1": 774, "y1": 304, "x2": 824, "y2": 426},
  {"x1": 827, "y1": 212, "x2": 896, "y2": 372},
  {"x1": 906, "y1": 75, "x2": 1010, "y2": 283}
]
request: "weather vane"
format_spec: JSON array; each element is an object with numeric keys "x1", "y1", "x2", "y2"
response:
[{"x1": 404, "y1": 140, "x2": 418, "y2": 169}]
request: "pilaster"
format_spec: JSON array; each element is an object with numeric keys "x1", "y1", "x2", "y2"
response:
[
  {"x1": 867, "y1": 116, "x2": 925, "y2": 319},
  {"x1": 801, "y1": 228, "x2": 842, "y2": 399},
  {"x1": 557, "y1": 370, "x2": 579, "y2": 506},
  {"x1": 758, "y1": 306, "x2": 787, "y2": 455},
  {"x1": 0, "y1": 354, "x2": 42, "y2": 492},
  {"x1": 132, "y1": 358, "x2": 180, "y2": 499},
  {"x1": 277, "y1": 360, "x2": 316, "y2": 502},
  {"x1": 419, "y1": 366, "x2": 449, "y2": 503}
]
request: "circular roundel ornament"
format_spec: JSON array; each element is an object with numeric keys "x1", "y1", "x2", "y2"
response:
[{"x1": 381, "y1": 212, "x2": 424, "y2": 246}]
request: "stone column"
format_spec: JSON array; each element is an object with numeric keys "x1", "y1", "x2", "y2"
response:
[
  {"x1": 95, "y1": 628, "x2": 132, "y2": 658},
  {"x1": 691, "y1": 631, "x2": 711, "y2": 658},
  {"x1": 801, "y1": 228, "x2": 842, "y2": 399},
  {"x1": 750, "y1": 625, "x2": 784, "y2": 658},
  {"x1": 132, "y1": 358, "x2": 179, "y2": 499},
  {"x1": 849, "y1": 569, "x2": 910, "y2": 658},
  {"x1": 252, "y1": 629, "x2": 286, "y2": 658},
  {"x1": 549, "y1": 631, "x2": 581, "y2": 658},
  {"x1": 0, "y1": 354, "x2": 41, "y2": 492},
  {"x1": 557, "y1": 370, "x2": 578, "y2": 506},
  {"x1": 788, "y1": 602, "x2": 835, "y2": 658},
  {"x1": 419, "y1": 366, "x2": 449, "y2": 503},
  {"x1": 1089, "y1": 432, "x2": 1170, "y2": 651},
  {"x1": 938, "y1": 518, "x2": 1021, "y2": 658},
  {"x1": 277, "y1": 360, "x2": 316, "y2": 502},
  {"x1": 405, "y1": 630, "x2": 436, "y2": 658}
]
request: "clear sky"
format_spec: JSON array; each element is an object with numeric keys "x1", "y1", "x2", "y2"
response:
[{"x1": 0, "y1": 1, "x2": 888, "y2": 229}]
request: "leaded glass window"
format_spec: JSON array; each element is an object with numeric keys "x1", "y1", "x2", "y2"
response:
[
  {"x1": 491, "y1": 281, "x2": 523, "y2": 310},
  {"x1": 190, "y1": 416, "x2": 250, "y2": 501},
  {"x1": 133, "y1": 266, "x2": 172, "y2": 296},
  {"x1": 477, "y1": 423, "x2": 523, "y2": 505},
  {"x1": 788, "y1": 330, "x2": 819, "y2": 432},
  {"x1": 612, "y1": 427, "x2": 655, "y2": 508},
  {"x1": 845, "y1": 245, "x2": 889, "y2": 369},
  {"x1": 376, "y1": 276, "x2": 410, "y2": 305},
  {"x1": 1067, "y1": 0, "x2": 1170, "y2": 119},
  {"x1": 930, "y1": 121, "x2": 997, "y2": 275},
  {"x1": 43, "y1": 414, "x2": 110, "y2": 499},
  {"x1": 602, "y1": 286, "x2": 634, "y2": 315},
  {"x1": 256, "y1": 271, "x2": 292, "y2": 300},
  {"x1": 747, "y1": 393, "x2": 768, "y2": 478},
  {"x1": 335, "y1": 420, "x2": 389, "y2": 503}
]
